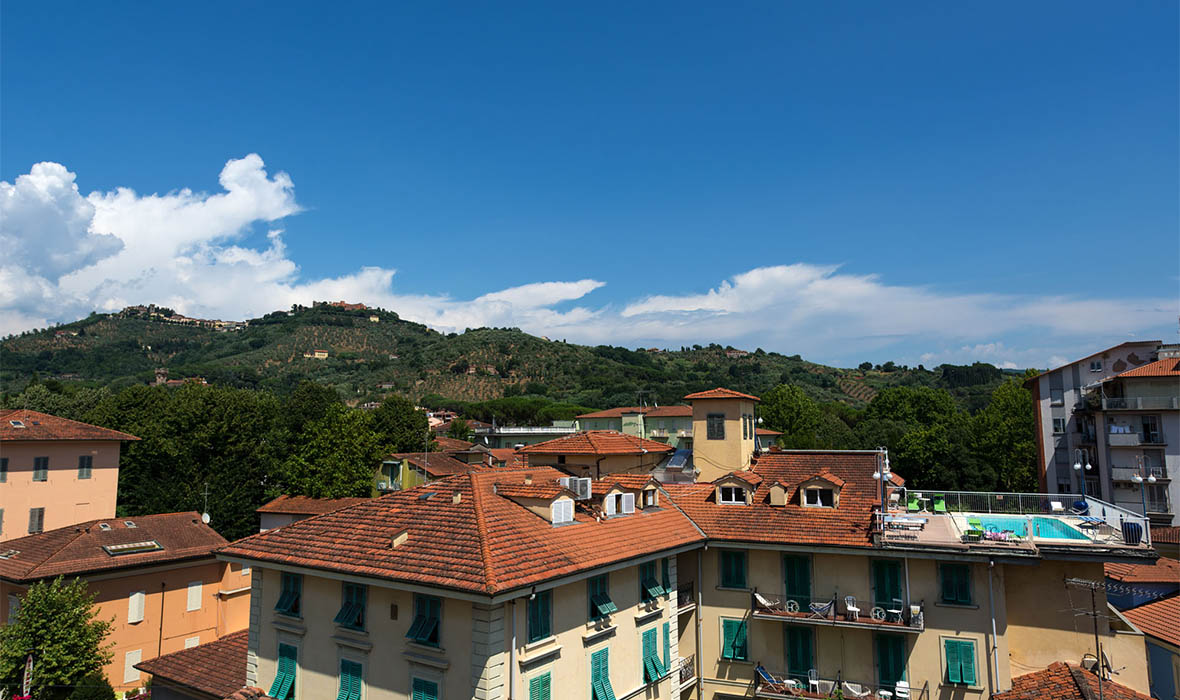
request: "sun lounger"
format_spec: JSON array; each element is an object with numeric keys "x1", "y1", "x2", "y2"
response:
[
  {"x1": 1050, "y1": 501, "x2": 1065, "y2": 513},
  {"x1": 756, "y1": 666, "x2": 801, "y2": 696},
  {"x1": 843, "y1": 682, "x2": 873, "y2": 698},
  {"x1": 754, "y1": 592, "x2": 786, "y2": 613},
  {"x1": 808, "y1": 599, "x2": 835, "y2": 619},
  {"x1": 907, "y1": 494, "x2": 920, "y2": 512},
  {"x1": 933, "y1": 494, "x2": 947, "y2": 513}
]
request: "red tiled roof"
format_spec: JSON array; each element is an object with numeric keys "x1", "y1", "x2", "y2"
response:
[
  {"x1": 518, "y1": 431, "x2": 675, "y2": 456},
  {"x1": 136, "y1": 630, "x2": 249, "y2": 698},
  {"x1": 683, "y1": 387, "x2": 760, "y2": 401},
  {"x1": 391, "y1": 452, "x2": 490, "y2": 476},
  {"x1": 219, "y1": 467, "x2": 704, "y2": 596},
  {"x1": 0, "y1": 512, "x2": 226, "y2": 583},
  {"x1": 664, "y1": 451, "x2": 882, "y2": 548},
  {"x1": 489, "y1": 448, "x2": 528, "y2": 468},
  {"x1": 222, "y1": 689, "x2": 269, "y2": 700},
  {"x1": 1151, "y1": 526, "x2": 1180, "y2": 545},
  {"x1": 256, "y1": 495, "x2": 373, "y2": 515},
  {"x1": 495, "y1": 481, "x2": 570, "y2": 500},
  {"x1": 1121, "y1": 595, "x2": 1180, "y2": 647},
  {"x1": 1105, "y1": 557, "x2": 1180, "y2": 584},
  {"x1": 576, "y1": 406, "x2": 692, "y2": 419},
  {"x1": 994, "y1": 662, "x2": 1151, "y2": 700},
  {"x1": 715, "y1": 470, "x2": 764, "y2": 487},
  {"x1": 1116, "y1": 357, "x2": 1180, "y2": 378},
  {"x1": 602, "y1": 474, "x2": 661, "y2": 490},
  {"x1": 805, "y1": 471, "x2": 847, "y2": 488},
  {"x1": 0, "y1": 409, "x2": 139, "y2": 442},
  {"x1": 756, "y1": 427, "x2": 781, "y2": 436},
  {"x1": 434, "y1": 436, "x2": 475, "y2": 450}
]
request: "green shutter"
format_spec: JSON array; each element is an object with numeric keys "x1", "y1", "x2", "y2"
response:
[
  {"x1": 873, "y1": 560, "x2": 901, "y2": 606},
  {"x1": 528, "y1": 591, "x2": 551, "y2": 642},
  {"x1": 336, "y1": 659, "x2": 362, "y2": 700},
  {"x1": 940, "y1": 564, "x2": 957, "y2": 603},
  {"x1": 643, "y1": 628, "x2": 659, "y2": 681},
  {"x1": 721, "y1": 619, "x2": 737, "y2": 660},
  {"x1": 783, "y1": 556, "x2": 811, "y2": 607},
  {"x1": 412, "y1": 678, "x2": 439, "y2": 700},
  {"x1": 530, "y1": 673, "x2": 551, "y2": 700},
  {"x1": 662, "y1": 622, "x2": 671, "y2": 671},
  {"x1": 591, "y1": 648, "x2": 617, "y2": 700},
  {"x1": 877, "y1": 634, "x2": 906, "y2": 689},
  {"x1": 269, "y1": 644, "x2": 296, "y2": 700},
  {"x1": 941, "y1": 564, "x2": 971, "y2": 605},
  {"x1": 945, "y1": 639, "x2": 962, "y2": 684},
  {"x1": 786, "y1": 627, "x2": 813, "y2": 681},
  {"x1": 956, "y1": 566, "x2": 972, "y2": 605},
  {"x1": 733, "y1": 620, "x2": 748, "y2": 660},
  {"x1": 722, "y1": 551, "x2": 747, "y2": 588},
  {"x1": 960, "y1": 640, "x2": 977, "y2": 685}
]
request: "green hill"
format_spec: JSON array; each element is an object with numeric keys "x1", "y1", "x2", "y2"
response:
[{"x1": 0, "y1": 304, "x2": 1016, "y2": 412}]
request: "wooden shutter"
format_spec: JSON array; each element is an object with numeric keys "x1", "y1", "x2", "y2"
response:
[
  {"x1": 784, "y1": 556, "x2": 810, "y2": 605},
  {"x1": 873, "y1": 560, "x2": 901, "y2": 606},
  {"x1": 604, "y1": 494, "x2": 616, "y2": 516},
  {"x1": 186, "y1": 580, "x2": 202, "y2": 611},
  {"x1": 128, "y1": 590, "x2": 145, "y2": 624},
  {"x1": 530, "y1": 673, "x2": 551, "y2": 700},
  {"x1": 787, "y1": 626, "x2": 813, "y2": 679},
  {"x1": 945, "y1": 639, "x2": 962, "y2": 683},
  {"x1": 877, "y1": 634, "x2": 905, "y2": 689},
  {"x1": 721, "y1": 619, "x2": 737, "y2": 659},
  {"x1": 643, "y1": 628, "x2": 658, "y2": 681},
  {"x1": 662, "y1": 622, "x2": 671, "y2": 671},
  {"x1": 733, "y1": 620, "x2": 747, "y2": 660},
  {"x1": 621, "y1": 493, "x2": 635, "y2": 514},
  {"x1": 955, "y1": 566, "x2": 971, "y2": 605}
]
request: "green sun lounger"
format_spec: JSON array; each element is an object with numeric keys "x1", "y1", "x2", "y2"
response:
[
  {"x1": 933, "y1": 494, "x2": 947, "y2": 513},
  {"x1": 907, "y1": 494, "x2": 921, "y2": 512}
]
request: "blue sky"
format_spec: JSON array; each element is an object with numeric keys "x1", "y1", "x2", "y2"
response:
[{"x1": 2, "y1": 1, "x2": 1177, "y2": 368}]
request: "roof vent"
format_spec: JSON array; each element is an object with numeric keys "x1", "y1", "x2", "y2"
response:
[
  {"x1": 124, "y1": 521, "x2": 137, "y2": 528},
  {"x1": 9, "y1": 420, "x2": 25, "y2": 428},
  {"x1": 390, "y1": 529, "x2": 410, "y2": 548},
  {"x1": 524, "y1": 473, "x2": 533, "y2": 485},
  {"x1": 98, "y1": 523, "x2": 112, "y2": 531},
  {"x1": 103, "y1": 540, "x2": 164, "y2": 556},
  {"x1": 452, "y1": 492, "x2": 462, "y2": 504},
  {"x1": 0, "y1": 549, "x2": 18, "y2": 559}
]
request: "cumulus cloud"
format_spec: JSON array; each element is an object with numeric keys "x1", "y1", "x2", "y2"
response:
[{"x1": 2, "y1": 156, "x2": 1175, "y2": 369}]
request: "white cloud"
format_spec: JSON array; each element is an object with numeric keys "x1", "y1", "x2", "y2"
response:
[{"x1": 2, "y1": 156, "x2": 1175, "y2": 370}]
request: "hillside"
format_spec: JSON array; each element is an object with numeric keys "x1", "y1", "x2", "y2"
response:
[{"x1": 0, "y1": 304, "x2": 1017, "y2": 412}]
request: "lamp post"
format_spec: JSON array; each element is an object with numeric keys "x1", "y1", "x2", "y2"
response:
[
  {"x1": 1131, "y1": 455, "x2": 1156, "y2": 517},
  {"x1": 872, "y1": 448, "x2": 891, "y2": 513},
  {"x1": 1073, "y1": 448, "x2": 1092, "y2": 498}
]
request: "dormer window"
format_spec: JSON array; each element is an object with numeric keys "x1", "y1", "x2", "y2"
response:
[
  {"x1": 804, "y1": 487, "x2": 835, "y2": 508},
  {"x1": 719, "y1": 486, "x2": 746, "y2": 505},
  {"x1": 604, "y1": 492, "x2": 636, "y2": 517},
  {"x1": 642, "y1": 489, "x2": 657, "y2": 508},
  {"x1": 551, "y1": 499, "x2": 574, "y2": 524}
]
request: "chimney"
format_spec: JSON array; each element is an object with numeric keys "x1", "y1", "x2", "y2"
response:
[
  {"x1": 524, "y1": 473, "x2": 533, "y2": 485},
  {"x1": 452, "y1": 492, "x2": 462, "y2": 504}
]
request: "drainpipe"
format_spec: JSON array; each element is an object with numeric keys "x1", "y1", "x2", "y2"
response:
[
  {"x1": 987, "y1": 560, "x2": 1001, "y2": 691},
  {"x1": 509, "y1": 600, "x2": 517, "y2": 700},
  {"x1": 696, "y1": 548, "x2": 704, "y2": 700},
  {"x1": 158, "y1": 581, "x2": 166, "y2": 657},
  {"x1": 903, "y1": 557, "x2": 911, "y2": 608}
]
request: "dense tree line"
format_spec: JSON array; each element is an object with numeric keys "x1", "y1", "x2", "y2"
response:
[
  {"x1": 3, "y1": 381, "x2": 430, "y2": 541},
  {"x1": 758, "y1": 376, "x2": 1038, "y2": 492}
]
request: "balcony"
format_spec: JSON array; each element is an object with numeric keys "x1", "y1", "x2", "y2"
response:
[
  {"x1": 751, "y1": 592, "x2": 924, "y2": 634},
  {"x1": 648, "y1": 428, "x2": 670, "y2": 438},
  {"x1": 676, "y1": 583, "x2": 695, "y2": 613},
  {"x1": 754, "y1": 667, "x2": 929, "y2": 699},
  {"x1": 677, "y1": 654, "x2": 696, "y2": 688},
  {"x1": 1111, "y1": 466, "x2": 1168, "y2": 483},
  {"x1": 1108, "y1": 431, "x2": 1165, "y2": 448},
  {"x1": 1103, "y1": 397, "x2": 1179, "y2": 410},
  {"x1": 677, "y1": 428, "x2": 693, "y2": 438}
]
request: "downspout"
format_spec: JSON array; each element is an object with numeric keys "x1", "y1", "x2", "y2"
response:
[
  {"x1": 509, "y1": 599, "x2": 517, "y2": 700},
  {"x1": 696, "y1": 548, "x2": 704, "y2": 700},
  {"x1": 158, "y1": 581, "x2": 166, "y2": 657},
  {"x1": 987, "y1": 560, "x2": 1001, "y2": 691},
  {"x1": 903, "y1": 557, "x2": 911, "y2": 608}
]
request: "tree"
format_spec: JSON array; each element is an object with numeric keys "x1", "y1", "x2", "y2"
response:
[
  {"x1": 69, "y1": 673, "x2": 115, "y2": 700},
  {"x1": 370, "y1": 394, "x2": 431, "y2": 453},
  {"x1": 446, "y1": 418, "x2": 471, "y2": 440},
  {"x1": 284, "y1": 380, "x2": 342, "y2": 437},
  {"x1": 0, "y1": 577, "x2": 113, "y2": 700},
  {"x1": 280, "y1": 404, "x2": 386, "y2": 498},
  {"x1": 760, "y1": 384, "x2": 822, "y2": 448},
  {"x1": 972, "y1": 380, "x2": 1038, "y2": 492},
  {"x1": 858, "y1": 362, "x2": 873, "y2": 371}
]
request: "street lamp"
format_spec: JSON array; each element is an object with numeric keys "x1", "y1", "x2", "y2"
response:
[
  {"x1": 1073, "y1": 448, "x2": 1092, "y2": 498},
  {"x1": 1131, "y1": 455, "x2": 1157, "y2": 517},
  {"x1": 872, "y1": 448, "x2": 891, "y2": 512}
]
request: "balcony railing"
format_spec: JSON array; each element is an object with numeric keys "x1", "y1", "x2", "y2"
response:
[
  {"x1": 754, "y1": 666, "x2": 930, "y2": 699},
  {"x1": 678, "y1": 654, "x2": 696, "y2": 686},
  {"x1": 677, "y1": 583, "x2": 695, "y2": 611},
  {"x1": 677, "y1": 428, "x2": 693, "y2": 437},
  {"x1": 1112, "y1": 466, "x2": 1168, "y2": 482},
  {"x1": 1103, "y1": 397, "x2": 1179, "y2": 410},
  {"x1": 1108, "y1": 431, "x2": 1165, "y2": 447},
  {"x1": 751, "y1": 591, "x2": 924, "y2": 633},
  {"x1": 1147, "y1": 500, "x2": 1173, "y2": 514},
  {"x1": 648, "y1": 428, "x2": 670, "y2": 438}
]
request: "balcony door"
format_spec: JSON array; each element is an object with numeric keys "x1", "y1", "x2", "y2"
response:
[
  {"x1": 782, "y1": 555, "x2": 811, "y2": 608},
  {"x1": 872, "y1": 560, "x2": 902, "y2": 607},
  {"x1": 875, "y1": 633, "x2": 907, "y2": 691},
  {"x1": 785, "y1": 626, "x2": 814, "y2": 683}
]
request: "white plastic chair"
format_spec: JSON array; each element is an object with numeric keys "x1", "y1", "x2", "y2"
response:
[
  {"x1": 808, "y1": 669, "x2": 821, "y2": 694},
  {"x1": 894, "y1": 680, "x2": 911, "y2": 698},
  {"x1": 843, "y1": 682, "x2": 872, "y2": 698},
  {"x1": 1050, "y1": 501, "x2": 1065, "y2": 513},
  {"x1": 845, "y1": 595, "x2": 860, "y2": 621},
  {"x1": 887, "y1": 598, "x2": 904, "y2": 623}
]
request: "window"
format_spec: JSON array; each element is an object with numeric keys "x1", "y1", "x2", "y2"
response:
[
  {"x1": 0, "y1": 509, "x2": 4, "y2": 537},
  {"x1": 128, "y1": 590, "x2": 146, "y2": 623},
  {"x1": 590, "y1": 648, "x2": 616, "y2": 700},
  {"x1": 588, "y1": 574, "x2": 616, "y2": 621},
  {"x1": 720, "y1": 550, "x2": 747, "y2": 589},
  {"x1": 407, "y1": 594, "x2": 441, "y2": 646},
  {"x1": 804, "y1": 488, "x2": 834, "y2": 507},
  {"x1": 269, "y1": 643, "x2": 297, "y2": 700},
  {"x1": 412, "y1": 678, "x2": 439, "y2": 700},
  {"x1": 78, "y1": 455, "x2": 93, "y2": 479},
  {"x1": 706, "y1": 413, "x2": 725, "y2": 440},
  {"x1": 1052, "y1": 418, "x2": 1066, "y2": 434},
  {"x1": 640, "y1": 561, "x2": 665, "y2": 603},
  {"x1": 1142, "y1": 415, "x2": 1161, "y2": 443},
  {"x1": 741, "y1": 414, "x2": 748, "y2": 439},
  {"x1": 877, "y1": 634, "x2": 907, "y2": 690},
  {"x1": 661, "y1": 558, "x2": 671, "y2": 593},
  {"x1": 944, "y1": 638, "x2": 978, "y2": 685},
  {"x1": 123, "y1": 649, "x2": 142, "y2": 684},
  {"x1": 275, "y1": 572, "x2": 302, "y2": 616},
  {"x1": 527, "y1": 590, "x2": 552, "y2": 642},
  {"x1": 8, "y1": 594, "x2": 21, "y2": 623},
  {"x1": 604, "y1": 493, "x2": 635, "y2": 517},
  {"x1": 529, "y1": 672, "x2": 551, "y2": 700},
  {"x1": 872, "y1": 560, "x2": 902, "y2": 607},
  {"x1": 642, "y1": 626, "x2": 668, "y2": 682},
  {"x1": 0, "y1": 457, "x2": 7, "y2": 482},
  {"x1": 334, "y1": 582, "x2": 367, "y2": 630},
  {"x1": 186, "y1": 580, "x2": 203, "y2": 612},
  {"x1": 336, "y1": 659, "x2": 362, "y2": 700},
  {"x1": 783, "y1": 555, "x2": 811, "y2": 608},
  {"x1": 1049, "y1": 389, "x2": 1063, "y2": 406},
  {"x1": 721, "y1": 618, "x2": 748, "y2": 661},
  {"x1": 719, "y1": 486, "x2": 746, "y2": 505},
  {"x1": 551, "y1": 499, "x2": 573, "y2": 524},
  {"x1": 32, "y1": 457, "x2": 48, "y2": 482},
  {"x1": 940, "y1": 563, "x2": 972, "y2": 605},
  {"x1": 27, "y1": 507, "x2": 44, "y2": 534},
  {"x1": 643, "y1": 490, "x2": 657, "y2": 508},
  {"x1": 1090, "y1": 360, "x2": 1102, "y2": 372},
  {"x1": 786, "y1": 626, "x2": 814, "y2": 682}
]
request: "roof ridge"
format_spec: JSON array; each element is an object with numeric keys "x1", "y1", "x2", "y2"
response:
[
  {"x1": 12, "y1": 524, "x2": 93, "y2": 577},
  {"x1": 469, "y1": 473, "x2": 499, "y2": 594}
]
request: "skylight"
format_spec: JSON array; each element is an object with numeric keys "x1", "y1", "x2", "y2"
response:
[
  {"x1": 8, "y1": 420, "x2": 25, "y2": 428},
  {"x1": 124, "y1": 521, "x2": 137, "y2": 528},
  {"x1": 98, "y1": 523, "x2": 112, "y2": 531},
  {"x1": 102, "y1": 540, "x2": 164, "y2": 556},
  {"x1": 0, "y1": 550, "x2": 19, "y2": 560}
]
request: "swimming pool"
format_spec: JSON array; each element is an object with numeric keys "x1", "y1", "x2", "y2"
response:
[{"x1": 971, "y1": 515, "x2": 1089, "y2": 541}]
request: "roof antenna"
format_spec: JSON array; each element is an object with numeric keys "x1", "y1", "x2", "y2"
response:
[{"x1": 201, "y1": 483, "x2": 212, "y2": 525}]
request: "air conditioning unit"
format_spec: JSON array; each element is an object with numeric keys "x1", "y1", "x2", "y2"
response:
[
  {"x1": 575, "y1": 478, "x2": 592, "y2": 500},
  {"x1": 558, "y1": 477, "x2": 571, "y2": 490}
]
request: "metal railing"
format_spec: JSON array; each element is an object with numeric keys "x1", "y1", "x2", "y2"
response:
[
  {"x1": 472, "y1": 426, "x2": 578, "y2": 435},
  {"x1": 752, "y1": 591, "x2": 924, "y2": 632},
  {"x1": 1147, "y1": 500, "x2": 1173, "y2": 514},
  {"x1": 754, "y1": 668, "x2": 929, "y2": 699},
  {"x1": 1112, "y1": 466, "x2": 1168, "y2": 482},
  {"x1": 678, "y1": 654, "x2": 696, "y2": 685},
  {"x1": 901, "y1": 490, "x2": 1084, "y2": 515},
  {"x1": 1103, "y1": 397, "x2": 1179, "y2": 410}
]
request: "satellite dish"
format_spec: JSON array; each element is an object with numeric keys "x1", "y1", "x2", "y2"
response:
[{"x1": 201, "y1": 512, "x2": 211, "y2": 524}]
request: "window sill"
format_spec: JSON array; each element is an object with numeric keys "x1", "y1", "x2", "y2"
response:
[
  {"x1": 332, "y1": 633, "x2": 373, "y2": 652},
  {"x1": 583, "y1": 624, "x2": 616, "y2": 644},
  {"x1": 272, "y1": 618, "x2": 305, "y2": 636},
  {"x1": 519, "y1": 641, "x2": 562, "y2": 667},
  {"x1": 406, "y1": 641, "x2": 444, "y2": 654},
  {"x1": 715, "y1": 586, "x2": 751, "y2": 593},
  {"x1": 523, "y1": 635, "x2": 557, "y2": 653},
  {"x1": 720, "y1": 658, "x2": 754, "y2": 666},
  {"x1": 335, "y1": 624, "x2": 368, "y2": 635},
  {"x1": 403, "y1": 648, "x2": 449, "y2": 670},
  {"x1": 934, "y1": 601, "x2": 979, "y2": 610},
  {"x1": 634, "y1": 606, "x2": 663, "y2": 624}
]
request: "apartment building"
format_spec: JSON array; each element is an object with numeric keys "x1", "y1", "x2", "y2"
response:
[
  {"x1": 0, "y1": 512, "x2": 250, "y2": 693},
  {"x1": 518, "y1": 431, "x2": 674, "y2": 478},
  {"x1": 377, "y1": 451, "x2": 490, "y2": 493},
  {"x1": 0, "y1": 408, "x2": 139, "y2": 541},
  {"x1": 576, "y1": 406, "x2": 696, "y2": 449},
  {"x1": 1026, "y1": 342, "x2": 1179, "y2": 525}
]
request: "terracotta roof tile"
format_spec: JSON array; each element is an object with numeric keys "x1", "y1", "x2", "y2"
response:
[
  {"x1": 434, "y1": 436, "x2": 475, "y2": 450},
  {"x1": 1105, "y1": 557, "x2": 1180, "y2": 584},
  {"x1": 518, "y1": 431, "x2": 674, "y2": 456},
  {"x1": 714, "y1": 470, "x2": 764, "y2": 487},
  {"x1": 601, "y1": 474, "x2": 661, "y2": 490},
  {"x1": 576, "y1": 406, "x2": 692, "y2": 419},
  {"x1": 136, "y1": 630, "x2": 248, "y2": 698},
  {"x1": 682, "y1": 387, "x2": 760, "y2": 401},
  {"x1": 1151, "y1": 526, "x2": 1180, "y2": 544},
  {"x1": 0, "y1": 409, "x2": 139, "y2": 442},
  {"x1": 219, "y1": 468, "x2": 703, "y2": 595},
  {"x1": 994, "y1": 662, "x2": 1151, "y2": 700},
  {"x1": 495, "y1": 481, "x2": 570, "y2": 500},
  {"x1": 756, "y1": 427, "x2": 781, "y2": 436},
  {"x1": 1114, "y1": 357, "x2": 1180, "y2": 378},
  {"x1": 1121, "y1": 594, "x2": 1180, "y2": 647},
  {"x1": 391, "y1": 452, "x2": 490, "y2": 476},
  {"x1": 489, "y1": 448, "x2": 529, "y2": 468},
  {"x1": 256, "y1": 495, "x2": 373, "y2": 515},
  {"x1": 0, "y1": 512, "x2": 226, "y2": 583}
]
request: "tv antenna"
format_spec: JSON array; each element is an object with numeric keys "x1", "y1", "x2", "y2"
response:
[
  {"x1": 1064, "y1": 577, "x2": 1113, "y2": 700},
  {"x1": 201, "y1": 482, "x2": 212, "y2": 525}
]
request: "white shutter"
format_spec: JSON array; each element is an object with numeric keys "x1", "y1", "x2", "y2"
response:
[
  {"x1": 186, "y1": 580, "x2": 202, "y2": 611},
  {"x1": 621, "y1": 493, "x2": 636, "y2": 514},
  {"x1": 184, "y1": 636, "x2": 200, "y2": 649},
  {"x1": 604, "y1": 494, "x2": 617, "y2": 516},
  {"x1": 123, "y1": 649, "x2": 142, "y2": 683},
  {"x1": 128, "y1": 590, "x2": 145, "y2": 623},
  {"x1": 563, "y1": 500, "x2": 574, "y2": 523}
]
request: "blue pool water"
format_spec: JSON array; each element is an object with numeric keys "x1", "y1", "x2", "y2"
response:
[{"x1": 972, "y1": 515, "x2": 1089, "y2": 540}]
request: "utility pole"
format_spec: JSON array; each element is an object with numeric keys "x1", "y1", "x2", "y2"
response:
[{"x1": 1064, "y1": 577, "x2": 1106, "y2": 700}]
